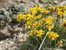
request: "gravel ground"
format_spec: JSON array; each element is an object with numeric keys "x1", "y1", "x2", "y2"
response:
[{"x1": 0, "y1": 24, "x2": 28, "y2": 50}]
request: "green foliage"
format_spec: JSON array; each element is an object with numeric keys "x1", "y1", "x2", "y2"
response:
[{"x1": 46, "y1": 0, "x2": 50, "y2": 3}]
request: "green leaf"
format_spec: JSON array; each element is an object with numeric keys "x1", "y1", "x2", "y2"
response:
[{"x1": 46, "y1": 0, "x2": 50, "y2": 3}]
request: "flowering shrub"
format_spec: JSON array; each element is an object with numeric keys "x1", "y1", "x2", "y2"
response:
[{"x1": 16, "y1": 5, "x2": 66, "y2": 50}]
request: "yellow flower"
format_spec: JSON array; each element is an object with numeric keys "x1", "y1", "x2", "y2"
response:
[
  {"x1": 30, "y1": 7, "x2": 37, "y2": 15},
  {"x1": 57, "y1": 7, "x2": 62, "y2": 11},
  {"x1": 57, "y1": 11, "x2": 63, "y2": 17},
  {"x1": 28, "y1": 25, "x2": 31, "y2": 29},
  {"x1": 26, "y1": 14, "x2": 33, "y2": 21},
  {"x1": 63, "y1": 5, "x2": 66, "y2": 10},
  {"x1": 35, "y1": 14, "x2": 42, "y2": 20},
  {"x1": 57, "y1": 5, "x2": 63, "y2": 11},
  {"x1": 41, "y1": 9, "x2": 50, "y2": 14},
  {"x1": 37, "y1": 6, "x2": 43, "y2": 11},
  {"x1": 32, "y1": 21, "x2": 41, "y2": 28},
  {"x1": 43, "y1": 16, "x2": 54, "y2": 24},
  {"x1": 30, "y1": 5, "x2": 42, "y2": 15},
  {"x1": 48, "y1": 6, "x2": 55, "y2": 11},
  {"x1": 46, "y1": 24, "x2": 54, "y2": 31},
  {"x1": 43, "y1": 16, "x2": 54, "y2": 31},
  {"x1": 16, "y1": 12, "x2": 25, "y2": 22},
  {"x1": 57, "y1": 11, "x2": 63, "y2": 15},
  {"x1": 26, "y1": 21, "x2": 32, "y2": 25},
  {"x1": 63, "y1": 11, "x2": 66, "y2": 16},
  {"x1": 47, "y1": 31, "x2": 59, "y2": 40},
  {"x1": 57, "y1": 40, "x2": 63, "y2": 47},
  {"x1": 34, "y1": 29, "x2": 44, "y2": 37}
]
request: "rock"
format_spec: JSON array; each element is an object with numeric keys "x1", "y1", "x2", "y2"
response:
[{"x1": 0, "y1": 25, "x2": 28, "y2": 50}]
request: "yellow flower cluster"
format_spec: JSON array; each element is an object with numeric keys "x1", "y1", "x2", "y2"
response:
[
  {"x1": 29, "y1": 29, "x2": 44, "y2": 38},
  {"x1": 30, "y1": 5, "x2": 50, "y2": 15},
  {"x1": 47, "y1": 31, "x2": 59, "y2": 40},
  {"x1": 16, "y1": 5, "x2": 66, "y2": 40},
  {"x1": 16, "y1": 5, "x2": 66, "y2": 22},
  {"x1": 15, "y1": 5, "x2": 66, "y2": 48},
  {"x1": 43, "y1": 16, "x2": 54, "y2": 24},
  {"x1": 56, "y1": 5, "x2": 66, "y2": 18},
  {"x1": 43, "y1": 16, "x2": 54, "y2": 31}
]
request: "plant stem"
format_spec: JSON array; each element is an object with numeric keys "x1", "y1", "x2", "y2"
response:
[{"x1": 38, "y1": 33, "x2": 48, "y2": 50}]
